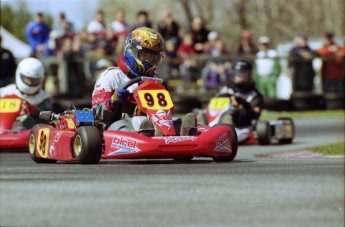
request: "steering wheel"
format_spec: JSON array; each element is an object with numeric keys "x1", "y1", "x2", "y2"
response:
[{"x1": 122, "y1": 76, "x2": 165, "y2": 90}]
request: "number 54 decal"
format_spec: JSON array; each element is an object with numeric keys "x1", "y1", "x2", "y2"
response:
[
  {"x1": 37, "y1": 128, "x2": 50, "y2": 158},
  {"x1": 137, "y1": 90, "x2": 173, "y2": 110}
]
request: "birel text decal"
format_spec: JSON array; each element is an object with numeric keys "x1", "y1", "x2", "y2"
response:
[
  {"x1": 215, "y1": 133, "x2": 231, "y2": 152},
  {"x1": 153, "y1": 136, "x2": 197, "y2": 144},
  {"x1": 109, "y1": 136, "x2": 140, "y2": 155}
]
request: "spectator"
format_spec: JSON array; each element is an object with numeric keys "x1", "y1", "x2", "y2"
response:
[
  {"x1": 87, "y1": 9, "x2": 107, "y2": 37},
  {"x1": 0, "y1": 35, "x2": 17, "y2": 87},
  {"x1": 253, "y1": 36, "x2": 281, "y2": 98},
  {"x1": 203, "y1": 31, "x2": 228, "y2": 57},
  {"x1": 131, "y1": 10, "x2": 152, "y2": 30},
  {"x1": 164, "y1": 39, "x2": 180, "y2": 78},
  {"x1": 189, "y1": 16, "x2": 209, "y2": 54},
  {"x1": 25, "y1": 12, "x2": 51, "y2": 57},
  {"x1": 157, "y1": 10, "x2": 180, "y2": 46},
  {"x1": 178, "y1": 32, "x2": 198, "y2": 82},
  {"x1": 201, "y1": 32, "x2": 230, "y2": 90},
  {"x1": 237, "y1": 30, "x2": 258, "y2": 59},
  {"x1": 109, "y1": 8, "x2": 130, "y2": 37},
  {"x1": 201, "y1": 61, "x2": 231, "y2": 90},
  {"x1": 317, "y1": 32, "x2": 345, "y2": 93},
  {"x1": 108, "y1": 8, "x2": 130, "y2": 56},
  {"x1": 289, "y1": 34, "x2": 317, "y2": 92},
  {"x1": 57, "y1": 12, "x2": 75, "y2": 37}
]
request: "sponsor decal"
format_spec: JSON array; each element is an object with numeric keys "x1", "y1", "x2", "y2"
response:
[
  {"x1": 153, "y1": 136, "x2": 197, "y2": 144},
  {"x1": 151, "y1": 109, "x2": 173, "y2": 129},
  {"x1": 109, "y1": 136, "x2": 140, "y2": 155},
  {"x1": 49, "y1": 132, "x2": 62, "y2": 156},
  {"x1": 0, "y1": 98, "x2": 21, "y2": 113},
  {"x1": 37, "y1": 128, "x2": 50, "y2": 158},
  {"x1": 215, "y1": 133, "x2": 231, "y2": 152}
]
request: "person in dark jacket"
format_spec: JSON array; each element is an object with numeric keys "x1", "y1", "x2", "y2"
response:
[
  {"x1": 289, "y1": 34, "x2": 317, "y2": 92},
  {"x1": 0, "y1": 35, "x2": 16, "y2": 87}
]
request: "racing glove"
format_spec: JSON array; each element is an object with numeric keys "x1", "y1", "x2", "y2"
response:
[{"x1": 110, "y1": 88, "x2": 127, "y2": 106}]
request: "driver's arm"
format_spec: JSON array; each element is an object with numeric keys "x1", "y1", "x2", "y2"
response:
[{"x1": 231, "y1": 95, "x2": 263, "y2": 120}]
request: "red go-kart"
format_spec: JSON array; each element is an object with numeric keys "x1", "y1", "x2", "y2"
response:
[
  {"x1": 28, "y1": 77, "x2": 238, "y2": 164},
  {"x1": 0, "y1": 95, "x2": 32, "y2": 150},
  {"x1": 195, "y1": 94, "x2": 294, "y2": 145}
]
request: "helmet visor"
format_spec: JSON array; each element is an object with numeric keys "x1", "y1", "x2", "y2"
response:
[
  {"x1": 20, "y1": 74, "x2": 42, "y2": 87},
  {"x1": 233, "y1": 70, "x2": 252, "y2": 85},
  {"x1": 131, "y1": 42, "x2": 163, "y2": 65}
]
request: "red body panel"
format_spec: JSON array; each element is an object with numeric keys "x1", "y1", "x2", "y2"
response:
[
  {"x1": 32, "y1": 125, "x2": 234, "y2": 161},
  {"x1": 0, "y1": 96, "x2": 30, "y2": 149},
  {"x1": 31, "y1": 125, "x2": 76, "y2": 161},
  {"x1": 103, "y1": 125, "x2": 233, "y2": 159},
  {"x1": 0, "y1": 130, "x2": 30, "y2": 149}
]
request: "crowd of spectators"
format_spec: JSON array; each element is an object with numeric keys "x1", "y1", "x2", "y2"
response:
[{"x1": 2, "y1": 10, "x2": 344, "y2": 98}]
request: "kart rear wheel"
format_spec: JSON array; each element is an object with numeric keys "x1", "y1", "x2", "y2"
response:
[
  {"x1": 277, "y1": 118, "x2": 294, "y2": 144},
  {"x1": 29, "y1": 124, "x2": 57, "y2": 163},
  {"x1": 73, "y1": 126, "x2": 102, "y2": 164},
  {"x1": 212, "y1": 123, "x2": 238, "y2": 162},
  {"x1": 257, "y1": 121, "x2": 271, "y2": 145}
]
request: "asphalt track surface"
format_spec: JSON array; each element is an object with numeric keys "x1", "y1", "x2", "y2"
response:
[{"x1": 0, "y1": 118, "x2": 344, "y2": 227}]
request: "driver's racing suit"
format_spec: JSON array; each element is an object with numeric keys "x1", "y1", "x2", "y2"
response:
[
  {"x1": 91, "y1": 56, "x2": 159, "y2": 130},
  {"x1": 0, "y1": 84, "x2": 52, "y2": 128},
  {"x1": 219, "y1": 83, "x2": 264, "y2": 128}
]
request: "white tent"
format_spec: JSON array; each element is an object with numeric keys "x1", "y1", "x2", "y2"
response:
[{"x1": 0, "y1": 26, "x2": 30, "y2": 58}]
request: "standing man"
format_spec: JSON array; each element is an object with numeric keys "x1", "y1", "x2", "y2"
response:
[
  {"x1": 253, "y1": 36, "x2": 281, "y2": 98},
  {"x1": 317, "y1": 32, "x2": 345, "y2": 94},
  {"x1": 25, "y1": 12, "x2": 50, "y2": 57},
  {"x1": 289, "y1": 34, "x2": 316, "y2": 92}
]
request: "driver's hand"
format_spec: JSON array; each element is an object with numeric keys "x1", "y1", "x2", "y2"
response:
[
  {"x1": 230, "y1": 96, "x2": 243, "y2": 109},
  {"x1": 111, "y1": 88, "x2": 127, "y2": 104}
]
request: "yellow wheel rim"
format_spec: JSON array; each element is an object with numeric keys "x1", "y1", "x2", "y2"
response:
[
  {"x1": 74, "y1": 135, "x2": 82, "y2": 157},
  {"x1": 29, "y1": 134, "x2": 36, "y2": 155}
]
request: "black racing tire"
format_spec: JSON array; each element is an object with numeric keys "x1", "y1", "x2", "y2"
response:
[
  {"x1": 73, "y1": 126, "x2": 102, "y2": 164},
  {"x1": 277, "y1": 117, "x2": 295, "y2": 144},
  {"x1": 28, "y1": 124, "x2": 57, "y2": 163},
  {"x1": 212, "y1": 123, "x2": 238, "y2": 162},
  {"x1": 257, "y1": 121, "x2": 271, "y2": 145}
]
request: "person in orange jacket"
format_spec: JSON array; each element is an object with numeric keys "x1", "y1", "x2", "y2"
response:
[{"x1": 317, "y1": 32, "x2": 345, "y2": 93}]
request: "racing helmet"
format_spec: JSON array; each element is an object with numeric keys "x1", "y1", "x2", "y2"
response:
[
  {"x1": 15, "y1": 58, "x2": 45, "y2": 95},
  {"x1": 124, "y1": 27, "x2": 165, "y2": 77},
  {"x1": 231, "y1": 59, "x2": 253, "y2": 86}
]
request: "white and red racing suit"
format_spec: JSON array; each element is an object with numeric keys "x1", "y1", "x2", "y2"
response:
[
  {"x1": 0, "y1": 84, "x2": 52, "y2": 128},
  {"x1": 91, "y1": 56, "x2": 158, "y2": 128}
]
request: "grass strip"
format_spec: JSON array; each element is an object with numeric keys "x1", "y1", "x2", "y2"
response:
[
  {"x1": 310, "y1": 142, "x2": 345, "y2": 156},
  {"x1": 260, "y1": 110, "x2": 344, "y2": 120}
]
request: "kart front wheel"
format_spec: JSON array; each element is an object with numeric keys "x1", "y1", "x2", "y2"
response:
[
  {"x1": 28, "y1": 124, "x2": 57, "y2": 163},
  {"x1": 212, "y1": 123, "x2": 238, "y2": 162},
  {"x1": 257, "y1": 121, "x2": 271, "y2": 145},
  {"x1": 73, "y1": 126, "x2": 102, "y2": 164}
]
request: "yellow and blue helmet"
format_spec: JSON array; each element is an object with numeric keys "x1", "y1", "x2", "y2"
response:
[{"x1": 124, "y1": 27, "x2": 165, "y2": 77}]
